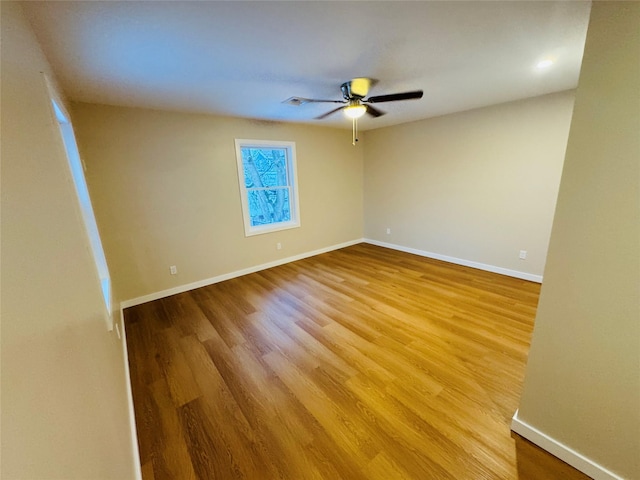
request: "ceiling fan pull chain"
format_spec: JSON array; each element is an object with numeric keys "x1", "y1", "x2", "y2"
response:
[{"x1": 352, "y1": 117, "x2": 361, "y2": 145}]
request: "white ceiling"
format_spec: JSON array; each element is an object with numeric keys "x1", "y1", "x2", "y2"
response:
[{"x1": 23, "y1": 1, "x2": 591, "y2": 130}]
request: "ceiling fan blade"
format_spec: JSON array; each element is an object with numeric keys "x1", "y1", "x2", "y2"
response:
[
  {"x1": 366, "y1": 90, "x2": 424, "y2": 103},
  {"x1": 366, "y1": 105, "x2": 385, "y2": 118},
  {"x1": 315, "y1": 106, "x2": 345, "y2": 119},
  {"x1": 304, "y1": 99, "x2": 346, "y2": 104},
  {"x1": 283, "y1": 96, "x2": 345, "y2": 106}
]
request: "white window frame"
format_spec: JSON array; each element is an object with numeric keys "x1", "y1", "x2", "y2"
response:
[
  {"x1": 44, "y1": 75, "x2": 113, "y2": 329},
  {"x1": 234, "y1": 139, "x2": 301, "y2": 236}
]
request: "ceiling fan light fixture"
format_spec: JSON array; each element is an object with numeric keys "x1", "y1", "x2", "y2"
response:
[{"x1": 344, "y1": 104, "x2": 366, "y2": 119}]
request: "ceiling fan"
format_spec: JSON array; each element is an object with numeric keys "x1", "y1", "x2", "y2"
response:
[
  {"x1": 284, "y1": 78, "x2": 423, "y2": 144},
  {"x1": 285, "y1": 77, "x2": 423, "y2": 120}
]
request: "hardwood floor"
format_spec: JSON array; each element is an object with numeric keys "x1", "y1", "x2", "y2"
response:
[{"x1": 124, "y1": 243, "x2": 591, "y2": 480}]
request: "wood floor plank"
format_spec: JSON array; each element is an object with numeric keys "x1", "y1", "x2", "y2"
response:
[
  {"x1": 178, "y1": 398, "x2": 241, "y2": 479},
  {"x1": 141, "y1": 461, "x2": 155, "y2": 480},
  {"x1": 155, "y1": 327, "x2": 201, "y2": 407},
  {"x1": 124, "y1": 243, "x2": 592, "y2": 480},
  {"x1": 148, "y1": 378, "x2": 197, "y2": 480}
]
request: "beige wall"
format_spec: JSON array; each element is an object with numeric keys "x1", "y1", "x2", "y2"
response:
[
  {"x1": 71, "y1": 104, "x2": 364, "y2": 302},
  {"x1": 1, "y1": 2, "x2": 137, "y2": 479},
  {"x1": 517, "y1": 2, "x2": 640, "y2": 479},
  {"x1": 364, "y1": 91, "x2": 575, "y2": 278}
]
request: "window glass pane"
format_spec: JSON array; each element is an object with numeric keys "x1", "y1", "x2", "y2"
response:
[
  {"x1": 242, "y1": 148, "x2": 288, "y2": 189},
  {"x1": 235, "y1": 139, "x2": 299, "y2": 236},
  {"x1": 248, "y1": 188, "x2": 291, "y2": 226},
  {"x1": 52, "y1": 98, "x2": 112, "y2": 318}
]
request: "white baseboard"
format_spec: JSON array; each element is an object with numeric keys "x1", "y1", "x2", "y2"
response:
[
  {"x1": 121, "y1": 237, "x2": 541, "y2": 310},
  {"x1": 120, "y1": 304, "x2": 144, "y2": 480},
  {"x1": 363, "y1": 238, "x2": 543, "y2": 283},
  {"x1": 511, "y1": 410, "x2": 624, "y2": 480},
  {"x1": 120, "y1": 238, "x2": 364, "y2": 309}
]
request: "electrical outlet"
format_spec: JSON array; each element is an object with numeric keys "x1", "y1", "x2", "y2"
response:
[
  {"x1": 386, "y1": 228, "x2": 391, "y2": 235},
  {"x1": 519, "y1": 250, "x2": 527, "y2": 260},
  {"x1": 170, "y1": 265, "x2": 178, "y2": 275},
  {"x1": 277, "y1": 242, "x2": 282, "y2": 250}
]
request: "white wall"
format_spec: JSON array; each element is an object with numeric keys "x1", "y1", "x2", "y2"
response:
[
  {"x1": 1, "y1": 3, "x2": 137, "y2": 478},
  {"x1": 71, "y1": 103, "x2": 364, "y2": 303},
  {"x1": 515, "y1": 2, "x2": 640, "y2": 479},
  {"x1": 364, "y1": 91, "x2": 575, "y2": 279}
]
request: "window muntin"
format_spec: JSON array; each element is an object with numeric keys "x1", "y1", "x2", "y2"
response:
[{"x1": 235, "y1": 140, "x2": 300, "y2": 236}]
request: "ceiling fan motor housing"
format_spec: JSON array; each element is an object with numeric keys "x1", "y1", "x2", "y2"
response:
[{"x1": 341, "y1": 81, "x2": 365, "y2": 100}]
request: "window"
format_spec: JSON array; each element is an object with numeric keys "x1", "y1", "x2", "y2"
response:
[
  {"x1": 46, "y1": 76, "x2": 113, "y2": 326},
  {"x1": 235, "y1": 139, "x2": 300, "y2": 236}
]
